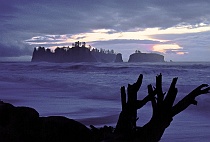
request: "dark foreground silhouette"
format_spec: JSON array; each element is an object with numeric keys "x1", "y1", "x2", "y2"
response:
[{"x1": 0, "y1": 74, "x2": 209, "y2": 142}]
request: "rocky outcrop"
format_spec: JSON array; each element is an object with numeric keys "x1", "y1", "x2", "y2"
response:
[
  {"x1": 0, "y1": 101, "x2": 92, "y2": 142},
  {"x1": 91, "y1": 51, "x2": 116, "y2": 63},
  {"x1": 31, "y1": 46, "x2": 97, "y2": 63},
  {"x1": 31, "y1": 41, "x2": 118, "y2": 63},
  {"x1": 114, "y1": 53, "x2": 123, "y2": 62},
  {"x1": 128, "y1": 52, "x2": 164, "y2": 62}
]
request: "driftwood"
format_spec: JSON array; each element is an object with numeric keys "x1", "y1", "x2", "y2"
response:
[
  {"x1": 113, "y1": 73, "x2": 210, "y2": 141},
  {"x1": 0, "y1": 74, "x2": 209, "y2": 142}
]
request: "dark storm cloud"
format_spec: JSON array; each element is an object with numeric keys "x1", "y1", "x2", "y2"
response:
[
  {"x1": 3, "y1": 0, "x2": 210, "y2": 34},
  {"x1": 0, "y1": 1, "x2": 19, "y2": 15},
  {"x1": 1, "y1": 0, "x2": 210, "y2": 59},
  {"x1": 2, "y1": 0, "x2": 116, "y2": 34},
  {"x1": 0, "y1": 43, "x2": 32, "y2": 57}
]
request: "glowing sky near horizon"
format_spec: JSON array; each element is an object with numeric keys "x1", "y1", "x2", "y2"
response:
[
  {"x1": 1, "y1": 0, "x2": 210, "y2": 61},
  {"x1": 25, "y1": 25, "x2": 210, "y2": 60}
]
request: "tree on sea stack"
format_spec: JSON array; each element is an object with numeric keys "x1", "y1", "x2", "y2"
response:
[{"x1": 113, "y1": 74, "x2": 210, "y2": 141}]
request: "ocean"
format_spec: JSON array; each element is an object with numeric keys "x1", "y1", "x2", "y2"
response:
[{"x1": 0, "y1": 62, "x2": 210, "y2": 141}]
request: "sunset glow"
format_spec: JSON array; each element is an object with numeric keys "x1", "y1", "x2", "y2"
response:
[
  {"x1": 152, "y1": 44, "x2": 183, "y2": 53},
  {"x1": 177, "y1": 52, "x2": 187, "y2": 55},
  {"x1": 2, "y1": 1, "x2": 210, "y2": 61},
  {"x1": 25, "y1": 24, "x2": 210, "y2": 48}
]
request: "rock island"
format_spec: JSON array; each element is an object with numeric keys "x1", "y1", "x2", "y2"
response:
[
  {"x1": 128, "y1": 50, "x2": 164, "y2": 62},
  {"x1": 31, "y1": 41, "x2": 165, "y2": 63},
  {"x1": 31, "y1": 41, "x2": 117, "y2": 63}
]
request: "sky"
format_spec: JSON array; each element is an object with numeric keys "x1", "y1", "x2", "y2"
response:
[{"x1": 0, "y1": 0, "x2": 210, "y2": 62}]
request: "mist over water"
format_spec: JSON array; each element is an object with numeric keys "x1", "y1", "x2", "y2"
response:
[{"x1": 0, "y1": 62, "x2": 210, "y2": 141}]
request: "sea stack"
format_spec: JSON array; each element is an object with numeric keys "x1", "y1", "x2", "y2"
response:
[
  {"x1": 31, "y1": 41, "x2": 97, "y2": 63},
  {"x1": 31, "y1": 41, "x2": 118, "y2": 63},
  {"x1": 114, "y1": 53, "x2": 123, "y2": 62},
  {"x1": 128, "y1": 51, "x2": 164, "y2": 62}
]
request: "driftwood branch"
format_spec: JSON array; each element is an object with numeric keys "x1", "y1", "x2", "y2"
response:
[
  {"x1": 114, "y1": 74, "x2": 210, "y2": 141},
  {"x1": 115, "y1": 74, "x2": 156, "y2": 140},
  {"x1": 172, "y1": 84, "x2": 210, "y2": 116}
]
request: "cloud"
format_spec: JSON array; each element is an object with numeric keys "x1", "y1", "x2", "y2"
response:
[
  {"x1": 0, "y1": 43, "x2": 32, "y2": 57},
  {"x1": 25, "y1": 35, "x2": 66, "y2": 44},
  {"x1": 1, "y1": 0, "x2": 210, "y2": 61},
  {"x1": 152, "y1": 44, "x2": 183, "y2": 53},
  {"x1": 3, "y1": 0, "x2": 210, "y2": 34},
  {"x1": 91, "y1": 39, "x2": 160, "y2": 46},
  {"x1": 151, "y1": 30, "x2": 210, "y2": 51}
]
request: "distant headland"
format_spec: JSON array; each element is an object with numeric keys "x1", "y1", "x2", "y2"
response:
[{"x1": 31, "y1": 41, "x2": 165, "y2": 63}]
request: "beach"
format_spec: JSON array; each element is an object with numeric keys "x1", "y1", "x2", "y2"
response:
[{"x1": 0, "y1": 62, "x2": 210, "y2": 141}]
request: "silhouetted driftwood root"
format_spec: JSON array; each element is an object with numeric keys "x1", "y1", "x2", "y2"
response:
[
  {"x1": 113, "y1": 73, "x2": 210, "y2": 141},
  {"x1": 0, "y1": 74, "x2": 209, "y2": 142}
]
